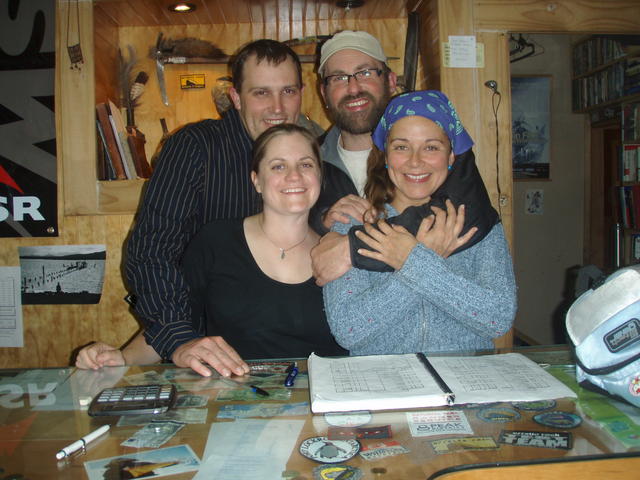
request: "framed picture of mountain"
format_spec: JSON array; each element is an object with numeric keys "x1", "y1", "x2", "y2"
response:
[{"x1": 511, "y1": 76, "x2": 551, "y2": 180}]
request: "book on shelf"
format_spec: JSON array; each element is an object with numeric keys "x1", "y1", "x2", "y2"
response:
[
  {"x1": 622, "y1": 144, "x2": 640, "y2": 182},
  {"x1": 624, "y1": 55, "x2": 640, "y2": 96},
  {"x1": 633, "y1": 185, "x2": 640, "y2": 230},
  {"x1": 633, "y1": 233, "x2": 640, "y2": 261},
  {"x1": 96, "y1": 120, "x2": 115, "y2": 180},
  {"x1": 307, "y1": 352, "x2": 576, "y2": 414},
  {"x1": 572, "y1": 62, "x2": 625, "y2": 111},
  {"x1": 620, "y1": 186, "x2": 630, "y2": 228},
  {"x1": 95, "y1": 102, "x2": 127, "y2": 180},
  {"x1": 618, "y1": 185, "x2": 640, "y2": 229},
  {"x1": 571, "y1": 36, "x2": 640, "y2": 112},
  {"x1": 623, "y1": 102, "x2": 640, "y2": 143},
  {"x1": 107, "y1": 100, "x2": 137, "y2": 179},
  {"x1": 572, "y1": 36, "x2": 625, "y2": 77}
]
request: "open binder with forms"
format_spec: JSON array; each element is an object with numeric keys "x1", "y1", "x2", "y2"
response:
[{"x1": 308, "y1": 352, "x2": 576, "y2": 414}]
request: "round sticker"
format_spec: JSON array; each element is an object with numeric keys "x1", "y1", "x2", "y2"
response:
[
  {"x1": 477, "y1": 407, "x2": 521, "y2": 423},
  {"x1": 312, "y1": 464, "x2": 363, "y2": 480},
  {"x1": 533, "y1": 411, "x2": 582, "y2": 429},
  {"x1": 299, "y1": 436, "x2": 360, "y2": 464},
  {"x1": 629, "y1": 376, "x2": 640, "y2": 396},
  {"x1": 324, "y1": 411, "x2": 372, "y2": 427},
  {"x1": 512, "y1": 399, "x2": 556, "y2": 411}
]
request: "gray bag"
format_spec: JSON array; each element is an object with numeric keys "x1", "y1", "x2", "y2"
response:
[{"x1": 565, "y1": 265, "x2": 640, "y2": 407}]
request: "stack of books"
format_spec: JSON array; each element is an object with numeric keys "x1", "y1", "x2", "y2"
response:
[{"x1": 95, "y1": 100, "x2": 152, "y2": 181}]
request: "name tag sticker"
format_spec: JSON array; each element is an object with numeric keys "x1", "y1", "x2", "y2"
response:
[
  {"x1": 430, "y1": 436, "x2": 497, "y2": 454},
  {"x1": 499, "y1": 430, "x2": 573, "y2": 450},
  {"x1": 359, "y1": 441, "x2": 410, "y2": 461},
  {"x1": 407, "y1": 410, "x2": 473, "y2": 437}
]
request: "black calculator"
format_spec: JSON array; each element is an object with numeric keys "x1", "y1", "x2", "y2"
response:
[{"x1": 88, "y1": 384, "x2": 177, "y2": 416}]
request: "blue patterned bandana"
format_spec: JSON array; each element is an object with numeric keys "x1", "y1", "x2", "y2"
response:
[{"x1": 372, "y1": 90, "x2": 473, "y2": 155}]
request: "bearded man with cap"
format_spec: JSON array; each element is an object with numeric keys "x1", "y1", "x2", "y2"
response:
[
  {"x1": 318, "y1": 31, "x2": 397, "y2": 198},
  {"x1": 311, "y1": 30, "x2": 399, "y2": 283}
]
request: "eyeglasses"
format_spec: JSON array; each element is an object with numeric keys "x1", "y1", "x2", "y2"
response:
[{"x1": 323, "y1": 68, "x2": 384, "y2": 86}]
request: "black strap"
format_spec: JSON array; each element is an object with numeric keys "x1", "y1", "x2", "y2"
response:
[
  {"x1": 349, "y1": 149, "x2": 499, "y2": 272},
  {"x1": 576, "y1": 349, "x2": 640, "y2": 375}
]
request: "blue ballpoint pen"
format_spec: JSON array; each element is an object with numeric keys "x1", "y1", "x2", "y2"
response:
[
  {"x1": 249, "y1": 384, "x2": 270, "y2": 397},
  {"x1": 221, "y1": 377, "x2": 269, "y2": 397},
  {"x1": 284, "y1": 363, "x2": 299, "y2": 387}
]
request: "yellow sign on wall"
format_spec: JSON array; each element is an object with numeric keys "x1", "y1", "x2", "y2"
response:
[{"x1": 180, "y1": 74, "x2": 205, "y2": 89}]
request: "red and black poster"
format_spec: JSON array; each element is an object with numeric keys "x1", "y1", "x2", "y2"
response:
[{"x1": 0, "y1": 0, "x2": 57, "y2": 237}]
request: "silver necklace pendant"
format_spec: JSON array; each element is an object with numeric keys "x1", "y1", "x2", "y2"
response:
[{"x1": 280, "y1": 249, "x2": 286, "y2": 260}]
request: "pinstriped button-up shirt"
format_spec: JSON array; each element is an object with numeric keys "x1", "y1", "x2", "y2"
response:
[{"x1": 125, "y1": 109, "x2": 260, "y2": 359}]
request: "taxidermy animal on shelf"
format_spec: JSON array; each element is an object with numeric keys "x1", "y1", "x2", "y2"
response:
[{"x1": 150, "y1": 33, "x2": 226, "y2": 60}]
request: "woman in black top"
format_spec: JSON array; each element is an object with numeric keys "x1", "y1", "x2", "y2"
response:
[
  {"x1": 181, "y1": 124, "x2": 347, "y2": 362},
  {"x1": 75, "y1": 124, "x2": 346, "y2": 375}
]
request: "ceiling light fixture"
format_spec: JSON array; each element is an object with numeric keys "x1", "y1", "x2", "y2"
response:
[
  {"x1": 168, "y1": 3, "x2": 196, "y2": 13},
  {"x1": 336, "y1": 1, "x2": 365, "y2": 9}
]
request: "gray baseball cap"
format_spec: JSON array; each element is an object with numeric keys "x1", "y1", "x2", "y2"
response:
[{"x1": 318, "y1": 30, "x2": 387, "y2": 75}]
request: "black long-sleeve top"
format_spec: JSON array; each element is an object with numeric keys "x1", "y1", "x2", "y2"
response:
[
  {"x1": 182, "y1": 220, "x2": 347, "y2": 359},
  {"x1": 124, "y1": 110, "x2": 353, "y2": 359}
]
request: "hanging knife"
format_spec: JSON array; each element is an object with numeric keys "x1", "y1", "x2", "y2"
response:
[
  {"x1": 154, "y1": 33, "x2": 169, "y2": 106},
  {"x1": 155, "y1": 53, "x2": 169, "y2": 106}
]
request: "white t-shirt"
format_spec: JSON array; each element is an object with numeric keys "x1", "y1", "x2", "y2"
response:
[{"x1": 337, "y1": 135, "x2": 371, "y2": 197}]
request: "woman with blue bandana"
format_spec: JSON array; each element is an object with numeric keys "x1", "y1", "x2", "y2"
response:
[{"x1": 323, "y1": 90, "x2": 517, "y2": 355}]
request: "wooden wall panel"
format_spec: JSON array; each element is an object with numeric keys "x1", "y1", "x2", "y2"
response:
[
  {"x1": 60, "y1": 0, "x2": 98, "y2": 215},
  {"x1": 94, "y1": 0, "x2": 408, "y2": 26},
  {"x1": 0, "y1": 212, "x2": 139, "y2": 369},
  {"x1": 117, "y1": 18, "x2": 407, "y2": 158},
  {"x1": 93, "y1": 2, "x2": 119, "y2": 104},
  {"x1": 428, "y1": 0, "x2": 515, "y2": 349},
  {"x1": 475, "y1": 0, "x2": 640, "y2": 33},
  {"x1": 475, "y1": 31, "x2": 513, "y2": 232}
]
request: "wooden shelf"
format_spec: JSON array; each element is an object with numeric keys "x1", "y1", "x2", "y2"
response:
[
  {"x1": 97, "y1": 179, "x2": 147, "y2": 214},
  {"x1": 572, "y1": 55, "x2": 628, "y2": 80},
  {"x1": 573, "y1": 93, "x2": 640, "y2": 114},
  {"x1": 160, "y1": 54, "x2": 318, "y2": 64},
  {"x1": 573, "y1": 99, "x2": 621, "y2": 114}
]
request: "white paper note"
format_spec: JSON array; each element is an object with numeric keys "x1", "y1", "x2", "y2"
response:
[
  {"x1": 0, "y1": 267, "x2": 23, "y2": 347},
  {"x1": 194, "y1": 418, "x2": 305, "y2": 479},
  {"x1": 448, "y1": 35, "x2": 477, "y2": 67}
]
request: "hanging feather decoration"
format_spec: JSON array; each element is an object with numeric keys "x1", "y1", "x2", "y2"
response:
[
  {"x1": 130, "y1": 71, "x2": 149, "y2": 103},
  {"x1": 119, "y1": 46, "x2": 148, "y2": 127}
]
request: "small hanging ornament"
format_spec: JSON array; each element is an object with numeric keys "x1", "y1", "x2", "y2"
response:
[{"x1": 67, "y1": 0, "x2": 83, "y2": 70}]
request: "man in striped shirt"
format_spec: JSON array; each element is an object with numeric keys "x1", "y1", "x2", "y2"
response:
[{"x1": 122, "y1": 40, "x2": 308, "y2": 375}]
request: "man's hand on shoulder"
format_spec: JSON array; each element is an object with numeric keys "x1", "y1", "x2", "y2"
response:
[
  {"x1": 311, "y1": 232, "x2": 352, "y2": 286},
  {"x1": 171, "y1": 336, "x2": 250, "y2": 377},
  {"x1": 322, "y1": 194, "x2": 374, "y2": 230}
]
